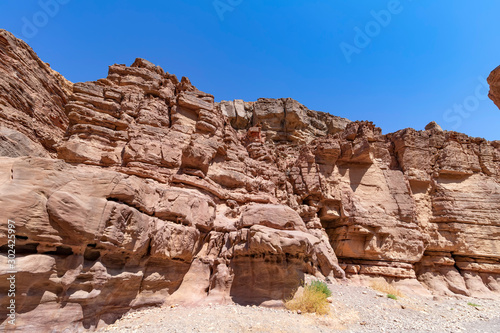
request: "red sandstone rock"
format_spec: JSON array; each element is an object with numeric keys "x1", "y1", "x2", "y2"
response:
[
  {"x1": 488, "y1": 65, "x2": 500, "y2": 109},
  {"x1": 0, "y1": 29, "x2": 500, "y2": 331},
  {"x1": 0, "y1": 30, "x2": 70, "y2": 155}
]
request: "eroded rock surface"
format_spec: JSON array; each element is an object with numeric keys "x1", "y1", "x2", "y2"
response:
[
  {"x1": 0, "y1": 29, "x2": 499, "y2": 331},
  {"x1": 0, "y1": 30, "x2": 71, "y2": 155},
  {"x1": 488, "y1": 65, "x2": 500, "y2": 109}
]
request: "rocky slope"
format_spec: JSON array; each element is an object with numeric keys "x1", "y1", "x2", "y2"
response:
[
  {"x1": 0, "y1": 30, "x2": 71, "y2": 157},
  {"x1": 0, "y1": 29, "x2": 499, "y2": 331}
]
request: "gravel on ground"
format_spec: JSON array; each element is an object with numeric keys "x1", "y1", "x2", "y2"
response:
[{"x1": 99, "y1": 283, "x2": 500, "y2": 333}]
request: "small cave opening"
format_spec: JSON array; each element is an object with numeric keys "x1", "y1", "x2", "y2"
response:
[
  {"x1": 0, "y1": 242, "x2": 39, "y2": 254},
  {"x1": 44, "y1": 245, "x2": 74, "y2": 256},
  {"x1": 84, "y1": 245, "x2": 101, "y2": 262}
]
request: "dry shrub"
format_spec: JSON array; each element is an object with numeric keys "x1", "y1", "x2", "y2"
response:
[
  {"x1": 370, "y1": 279, "x2": 404, "y2": 298},
  {"x1": 285, "y1": 286, "x2": 330, "y2": 315}
]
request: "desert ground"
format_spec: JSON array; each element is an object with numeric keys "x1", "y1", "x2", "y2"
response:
[{"x1": 100, "y1": 283, "x2": 500, "y2": 333}]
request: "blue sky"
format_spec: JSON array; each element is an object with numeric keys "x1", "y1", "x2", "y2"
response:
[{"x1": 1, "y1": 0, "x2": 499, "y2": 140}]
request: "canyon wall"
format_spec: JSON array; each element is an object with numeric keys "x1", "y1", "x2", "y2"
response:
[{"x1": 1, "y1": 29, "x2": 499, "y2": 331}]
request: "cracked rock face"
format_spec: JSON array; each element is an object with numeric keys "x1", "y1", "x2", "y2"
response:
[{"x1": 0, "y1": 29, "x2": 500, "y2": 331}]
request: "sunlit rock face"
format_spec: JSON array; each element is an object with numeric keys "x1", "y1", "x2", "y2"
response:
[
  {"x1": 1, "y1": 29, "x2": 499, "y2": 331},
  {"x1": 488, "y1": 65, "x2": 500, "y2": 109}
]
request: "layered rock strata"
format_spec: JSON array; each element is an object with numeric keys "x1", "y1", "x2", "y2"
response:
[{"x1": 0, "y1": 29, "x2": 499, "y2": 331}]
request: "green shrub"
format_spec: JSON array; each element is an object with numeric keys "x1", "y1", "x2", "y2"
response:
[
  {"x1": 307, "y1": 280, "x2": 332, "y2": 298},
  {"x1": 467, "y1": 302, "x2": 480, "y2": 307},
  {"x1": 387, "y1": 294, "x2": 398, "y2": 300}
]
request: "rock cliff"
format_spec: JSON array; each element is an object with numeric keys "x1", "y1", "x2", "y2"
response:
[{"x1": 0, "y1": 29, "x2": 499, "y2": 331}]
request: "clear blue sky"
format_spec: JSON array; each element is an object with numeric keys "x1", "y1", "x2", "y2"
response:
[{"x1": 1, "y1": 0, "x2": 499, "y2": 140}]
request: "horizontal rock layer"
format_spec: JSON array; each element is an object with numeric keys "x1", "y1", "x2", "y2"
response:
[{"x1": 0, "y1": 29, "x2": 499, "y2": 331}]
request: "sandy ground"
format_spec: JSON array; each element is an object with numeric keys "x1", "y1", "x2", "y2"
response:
[{"x1": 99, "y1": 283, "x2": 500, "y2": 333}]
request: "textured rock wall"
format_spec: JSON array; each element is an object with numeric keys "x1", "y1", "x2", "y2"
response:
[
  {"x1": 0, "y1": 29, "x2": 500, "y2": 331},
  {"x1": 0, "y1": 30, "x2": 71, "y2": 156}
]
